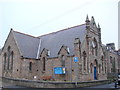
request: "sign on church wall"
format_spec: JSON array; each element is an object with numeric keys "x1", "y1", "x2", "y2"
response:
[{"x1": 54, "y1": 67, "x2": 66, "y2": 74}]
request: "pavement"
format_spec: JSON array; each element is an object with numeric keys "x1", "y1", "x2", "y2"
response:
[
  {"x1": 0, "y1": 79, "x2": 27, "y2": 89},
  {"x1": 87, "y1": 82, "x2": 120, "y2": 88}
]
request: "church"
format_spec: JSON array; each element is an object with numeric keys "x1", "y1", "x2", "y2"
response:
[{"x1": 0, "y1": 15, "x2": 119, "y2": 82}]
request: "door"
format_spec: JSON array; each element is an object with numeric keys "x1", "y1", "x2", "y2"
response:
[{"x1": 94, "y1": 67, "x2": 97, "y2": 80}]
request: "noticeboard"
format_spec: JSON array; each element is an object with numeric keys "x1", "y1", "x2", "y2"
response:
[{"x1": 54, "y1": 67, "x2": 66, "y2": 74}]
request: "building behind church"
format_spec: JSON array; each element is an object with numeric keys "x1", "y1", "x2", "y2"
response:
[{"x1": 0, "y1": 16, "x2": 119, "y2": 82}]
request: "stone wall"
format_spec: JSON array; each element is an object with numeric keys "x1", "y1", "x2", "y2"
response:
[
  {"x1": 1, "y1": 30, "x2": 22, "y2": 79},
  {"x1": 2, "y1": 77, "x2": 112, "y2": 88}
]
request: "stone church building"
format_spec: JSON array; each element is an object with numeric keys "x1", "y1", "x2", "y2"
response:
[{"x1": 0, "y1": 16, "x2": 119, "y2": 82}]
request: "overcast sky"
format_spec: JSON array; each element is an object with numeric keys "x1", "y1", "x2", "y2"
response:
[{"x1": 0, "y1": 0, "x2": 119, "y2": 49}]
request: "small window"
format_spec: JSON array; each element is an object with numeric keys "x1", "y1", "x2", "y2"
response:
[
  {"x1": 90, "y1": 63, "x2": 93, "y2": 73},
  {"x1": 83, "y1": 51, "x2": 87, "y2": 71},
  {"x1": 7, "y1": 46, "x2": 11, "y2": 70},
  {"x1": 99, "y1": 64, "x2": 101, "y2": 73},
  {"x1": 4, "y1": 53, "x2": 7, "y2": 70},
  {"x1": 11, "y1": 51, "x2": 14, "y2": 70},
  {"x1": 101, "y1": 56, "x2": 104, "y2": 71},
  {"x1": 110, "y1": 56, "x2": 112, "y2": 63},
  {"x1": 29, "y1": 62, "x2": 32, "y2": 71},
  {"x1": 43, "y1": 57, "x2": 46, "y2": 71},
  {"x1": 61, "y1": 55, "x2": 65, "y2": 67}
]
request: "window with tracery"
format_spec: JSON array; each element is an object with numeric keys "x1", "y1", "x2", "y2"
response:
[
  {"x1": 3, "y1": 46, "x2": 14, "y2": 71},
  {"x1": 91, "y1": 38, "x2": 98, "y2": 56}
]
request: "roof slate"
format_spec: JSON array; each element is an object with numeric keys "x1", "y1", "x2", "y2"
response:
[
  {"x1": 39, "y1": 24, "x2": 86, "y2": 57},
  {"x1": 13, "y1": 31, "x2": 40, "y2": 59},
  {"x1": 12, "y1": 24, "x2": 86, "y2": 59}
]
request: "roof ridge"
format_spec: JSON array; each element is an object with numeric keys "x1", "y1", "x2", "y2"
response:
[
  {"x1": 38, "y1": 23, "x2": 85, "y2": 37},
  {"x1": 13, "y1": 30, "x2": 39, "y2": 39}
]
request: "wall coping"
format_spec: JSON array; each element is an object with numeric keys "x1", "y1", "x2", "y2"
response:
[{"x1": 2, "y1": 77, "x2": 110, "y2": 84}]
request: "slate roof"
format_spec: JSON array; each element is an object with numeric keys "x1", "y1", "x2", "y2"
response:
[
  {"x1": 13, "y1": 31, "x2": 40, "y2": 59},
  {"x1": 12, "y1": 24, "x2": 86, "y2": 59},
  {"x1": 39, "y1": 24, "x2": 86, "y2": 58}
]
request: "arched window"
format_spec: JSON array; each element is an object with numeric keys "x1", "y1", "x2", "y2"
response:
[
  {"x1": 43, "y1": 57, "x2": 46, "y2": 71},
  {"x1": 90, "y1": 63, "x2": 93, "y2": 73},
  {"x1": 91, "y1": 38, "x2": 98, "y2": 56},
  {"x1": 29, "y1": 62, "x2": 32, "y2": 71},
  {"x1": 94, "y1": 59, "x2": 98, "y2": 67},
  {"x1": 105, "y1": 66, "x2": 107, "y2": 73},
  {"x1": 10, "y1": 51, "x2": 14, "y2": 70},
  {"x1": 110, "y1": 56, "x2": 112, "y2": 63},
  {"x1": 4, "y1": 53, "x2": 7, "y2": 70},
  {"x1": 99, "y1": 64, "x2": 101, "y2": 73},
  {"x1": 61, "y1": 55, "x2": 65, "y2": 67},
  {"x1": 7, "y1": 46, "x2": 11, "y2": 70},
  {"x1": 83, "y1": 51, "x2": 87, "y2": 71},
  {"x1": 94, "y1": 38, "x2": 97, "y2": 56},
  {"x1": 4, "y1": 46, "x2": 14, "y2": 71},
  {"x1": 113, "y1": 57, "x2": 116, "y2": 72}
]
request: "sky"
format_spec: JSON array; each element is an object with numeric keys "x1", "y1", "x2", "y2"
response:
[{"x1": 0, "y1": 0, "x2": 119, "y2": 49}]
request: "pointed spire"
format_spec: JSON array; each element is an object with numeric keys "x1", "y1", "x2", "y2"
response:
[
  {"x1": 85, "y1": 14, "x2": 90, "y2": 22},
  {"x1": 86, "y1": 14, "x2": 89, "y2": 20},
  {"x1": 98, "y1": 23, "x2": 100, "y2": 28},
  {"x1": 85, "y1": 15, "x2": 90, "y2": 29},
  {"x1": 91, "y1": 16, "x2": 97, "y2": 27},
  {"x1": 91, "y1": 16, "x2": 94, "y2": 20},
  {"x1": 91, "y1": 16, "x2": 95, "y2": 23}
]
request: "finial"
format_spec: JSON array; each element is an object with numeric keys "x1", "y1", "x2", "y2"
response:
[
  {"x1": 11, "y1": 28, "x2": 13, "y2": 31},
  {"x1": 86, "y1": 14, "x2": 89, "y2": 20},
  {"x1": 91, "y1": 16, "x2": 94, "y2": 20}
]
